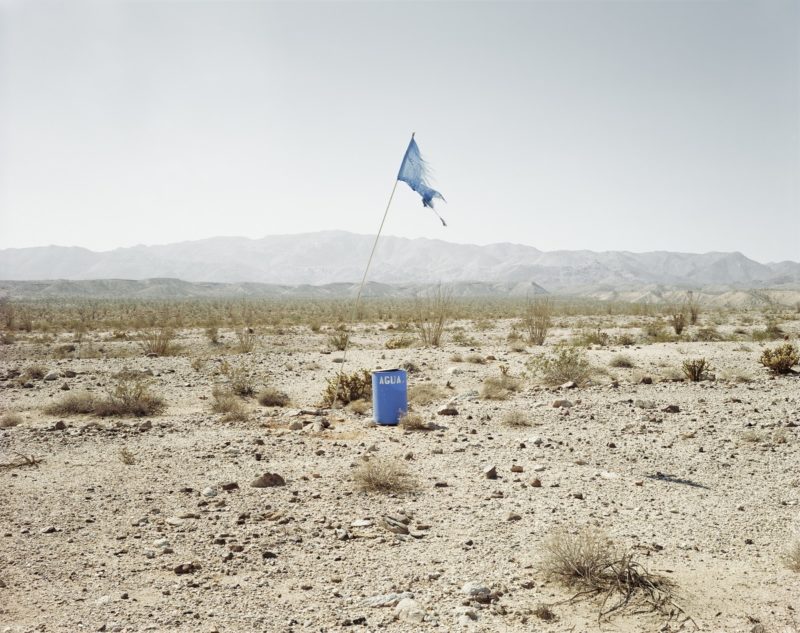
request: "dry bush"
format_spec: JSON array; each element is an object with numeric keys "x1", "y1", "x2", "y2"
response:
[
  {"x1": 139, "y1": 328, "x2": 177, "y2": 356},
  {"x1": 575, "y1": 329, "x2": 610, "y2": 347},
  {"x1": 23, "y1": 364, "x2": 47, "y2": 380},
  {"x1": 643, "y1": 321, "x2": 674, "y2": 343},
  {"x1": 414, "y1": 285, "x2": 452, "y2": 347},
  {"x1": 323, "y1": 369, "x2": 372, "y2": 406},
  {"x1": 465, "y1": 353, "x2": 486, "y2": 364},
  {"x1": 190, "y1": 357, "x2": 205, "y2": 372},
  {"x1": 204, "y1": 325, "x2": 220, "y2": 345},
  {"x1": 523, "y1": 297, "x2": 551, "y2": 346},
  {"x1": 502, "y1": 410, "x2": 530, "y2": 427},
  {"x1": 119, "y1": 447, "x2": 136, "y2": 465},
  {"x1": 408, "y1": 383, "x2": 445, "y2": 405},
  {"x1": 385, "y1": 335, "x2": 415, "y2": 349},
  {"x1": 44, "y1": 391, "x2": 97, "y2": 416},
  {"x1": 327, "y1": 329, "x2": 350, "y2": 351},
  {"x1": 752, "y1": 322, "x2": 785, "y2": 342},
  {"x1": 686, "y1": 291, "x2": 701, "y2": 325},
  {"x1": 740, "y1": 429, "x2": 764, "y2": 444},
  {"x1": 352, "y1": 458, "x2": 415, "y2": 493},
  {"x1": 533, "y1": 605, "x2": 557, "y2": 621},
  {"x1": 682, "y1": 358, "x2": 710, "y2": 382},
  {"x1": 223, "y1": 364, "x2": 256, "y2": 397},
  {"x1": 450, "y1": 330, "x2": 480, "y2": 347},
  {"x1": 346, "y1": 399, "x2": 370, "y2": 415},
  {"x1": 531, "y1": 346, "x2": 593, "y2": 386},
  {"x1": 694, "y1": 326, "x2": 723, "y2": 342},
  {"x1": 667, "y1": 305, "x2": 687, "y2": 335},
  {"x1": 399, "y1": 412, "x2": 430, "y2": 431},
  {"x1": 615, "y1": 333, "x2": 636, "y2": 346},
  {"x1": 0, "y1": 331, "x2": 16, "y2": 345},
  {"x1": 541, "y1": 528, "x2": 681, "y2": 619},
  {"x1": 609, "y1": 354, "x2": 634, "y2": 368},
  {"x1": 759, "y1": 344, "x2": 799, "y2": 375},
  {"x1": 719, "y1": 367, "x2": 754, "y2": 383},
  {"x1": 449, "y1": 353, "x2": 464, "y2": 362},
  {"x1": 94, "y1": 377, "x2": 165, "y2": 417},
  {"x1": 236, "y1": 327, "x2": 259, "y2": 353},
  {"x1": 480, "y1": 368, "x2": 523, "y2": 400},
  {"x1": 784, "y1": 539, "x2": 800, "y2": 572},
  {"x1": 211, "y1": 387, "x2": 248, "y2": 421},
  {"x1": 0, "y1": 412, "x2": 23, "y2": 428},
  {"x1": 257, "y1": 387, "x2": 290, "y2": 407}
]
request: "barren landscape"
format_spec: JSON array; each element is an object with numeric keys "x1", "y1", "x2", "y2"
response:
[{"x1": 1, "y1": 296, "x2": 799, "y2": 633}]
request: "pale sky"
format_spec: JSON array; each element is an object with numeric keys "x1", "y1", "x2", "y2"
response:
[{"x1": 0, "y1": 0, "x2": 798, "y2": 262}]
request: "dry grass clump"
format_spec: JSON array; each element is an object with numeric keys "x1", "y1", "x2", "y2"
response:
[
  {"x1": 352, "y1": 458, "x2": 415, "y2": 493},
  {"x1": 44, "y1": 391, "x2": 97, "y2": 415},
  {"x1": 465, "y1": 353, "x2": 486, "y2": 364},
  {"x1": 221, "y1": 364, "x2": 256, "y2": 397},
  {"x1": 346, "y1": 399, "x2": 370, "y2": 415},
  {"x1": 784, "y1": 539, "x2": 800, "y2": 572},
  {"x1": 257, "y1": 387, "x2": 290, "y2": 407},
  {"x1": 502, "y1": 409, "x2": 530, "y2": 427},
  {"x1": 759, "y1": 343, "x2": 799, "y2": 375},
  {"x1": 681, "y1": 358, "x2": 710, "y2": 382},
  {"x1": 23, "y1": 364, "x2": 48, "y2": 380},
  {"x1": 541, "y1": 528, "x2": 682, "y2": 619},
  {"x1": 138, "y1": 328, "x2": 177, "y2": 356},
  {"x1": 211, "y1": 387, "x2": 248, "y2": 421},
  {"x1": 533, "y1": 604, "x2": 557, "y2": 621},
  {"x1": 530, "y1": 347, "x2": 593, "y2": 386},
  {"x1": 0, "y1": 412, "x2": 23, "y2": 428},
  {"x1": 414, "y1": 285, "x2": 451, "y2": 347},
  {"x1": 719, "y1": 367, "x2": 754, "y2": 383},
  {"x1": 408, "y1": 383, "x2": 445, "y2": 405},
  {"x1": 609, "y1": 354, "x2": 634, "y2": 368},
  {"x1": 480, "y1": 367, "x2": 523, "y2": 400},
  {"x1": 523, "y1": 297, "x2": 551, "y2": 345},
  {"x1": 119, "y1": 447, "x2": 136, "y2": 465},
  {"x1": 449, "y1": 352, "x2": 464, "y2": 362},
  {"x1": 752, "y1": 322, "x2": 785, "y2": 342},
  {"x1": 323, "y1": 369, "x2": 372, "y2": 406},
  {"x1": 94, "y1": 377, "x2": 165, "y2": 417},
  {"x1": 235, "y1": 327, "x2": 259, "y2": 353},
  {"x1": 399, "y1": 412, "x2": 431, "y2": 431},
  {"x1": 385, "y1": 335, "x2": 415, "y2": 349}
]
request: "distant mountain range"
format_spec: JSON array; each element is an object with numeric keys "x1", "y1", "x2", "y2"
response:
[{"x1": 0, "y1": 231, "x2": 798, "y2": 294}]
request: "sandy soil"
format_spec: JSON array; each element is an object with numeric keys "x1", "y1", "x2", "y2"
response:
[{"x1": 1, "y1": 317, "x2": 799, "y2": 633}]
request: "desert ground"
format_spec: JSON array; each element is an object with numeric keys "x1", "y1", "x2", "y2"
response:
[{"x1": 1, "y1": 298, "x2": 799, "y2": 633}]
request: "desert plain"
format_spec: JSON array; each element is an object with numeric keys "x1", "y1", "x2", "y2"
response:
[{"x1": 1, "y1": 297, "x2": 799, "y2": 633}]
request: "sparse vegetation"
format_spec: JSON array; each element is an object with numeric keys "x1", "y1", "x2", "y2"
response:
[
  {"x1": 414, "y1": 285, "x2": 452, "y2": 347},
  {"x1": 682, "y1": 358, "x2": 710, "y2": 382},
  {"x1": 784, "y1": 539, "x2": 800, "y2": 573},
  {"x1": 222, "y1": 364, "x2": 256, "y2": 397},
  {"x1": 0, "y1": 412, "x2": 23, "y2": 428},
  {"x1": 480, "y1": 366, "x2": 523, "y2": 399},
  {"x1": 327, "y1": 329, "x2": 350, "y2": 351},
  {"x1": 667, "y1": 305, "x2": 687, "y2": 335},
  {"x1": 609, "y1": 354, "x2": 634, "y2": 368},
  {"x1": 385, "y1": 335, "x2": 415, "y2": 349},
  {"x1": 139, "y1": 327, "x2": 177, "y2": 356},
  {"x1": 408, "y1": 383, "x2": 445, "y2": 405},
  {"x1": 523, "y1": 297, "x2": 551, "y2": 346},
  {"x1": 211, "y1": 387, "x2": 248, "y2": 421},
  {"x1": 502, "y1": 410, "x2": 530, "y2": 427},
  {"x1": 399, "y1": 412, "x2": 430, "y2": 431},
  {"x1": 94, "y1": 376, "x2": 165, "y2": 417},
  {"x1": 119, "y1": 447, "x2": 137, "y2": 465},
  {"x1": 759, "y1": 343, "x2": 799, "y2": 375},
  {"x1": 257, "y1": 386, "x2": 290, "y2": 407},
  {"x1": 235, "y1": 327, "x2": 259, "y2": 353},
  {"x1": 531, "y1": 346, "x2": 593, "y2": 386},
  {"x1": 44, "y1": 391, "x2": 98, "y2": 416},
  {"x1": 323, "y1": 369, "x2": 372, "y2": 406},
  {"x1": 352, "y1": 458, "x2": 415, "y2": 493}
]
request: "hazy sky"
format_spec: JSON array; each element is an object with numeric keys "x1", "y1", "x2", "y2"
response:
[{"x1": 0, "y1": 0, "x2": 798, "y2": 262}]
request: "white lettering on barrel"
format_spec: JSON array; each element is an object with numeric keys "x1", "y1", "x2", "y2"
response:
[{"x1": 378, "y1": 376, "x2": 404, "y2": 385}]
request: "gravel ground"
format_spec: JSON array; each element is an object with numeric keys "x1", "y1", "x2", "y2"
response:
[{"x1": 1, "y1": 318, "x2": 799, "y2": 633}]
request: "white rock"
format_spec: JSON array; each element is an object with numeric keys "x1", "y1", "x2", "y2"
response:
[
  {"x1": 361, "y1": 591, "x2": 414, "y2": 607},
  {"x1": 154, "y1": 538, "x2": 170, "y2": 548},
  {"x1": 201, "y1": 487, "x2": 217, "y2": 498},
  {"x1": 461, "y1": 581, "x2": 490, "y2": 597},
  {"x1": 447, "y1": 367, "x2": 463, "y2": 375},
  {"x1": 350, "y1": 519, "x2": 373, "y2": 528},
  {"x1": 43, "y1": 370, "x2": 59, "y2": 381},
  {"x1": 395, "y1": 598, "x2": 425, "y2": 623}
]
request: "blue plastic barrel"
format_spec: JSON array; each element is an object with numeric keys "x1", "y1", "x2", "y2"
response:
[{"x1": 372, "y1": 369, "x2": 408, "y2": 425}]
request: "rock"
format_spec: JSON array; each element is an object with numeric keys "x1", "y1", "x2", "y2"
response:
[
  {"x1": 529, "y1": 436, "x2": 544, "y2": 446},
  {"x1": 640, "y1": 376, "x2": 653, "y2": 384},
  {"x1": 60, "y1": 382, "x2": 70, "y2": 391},
  {"x1": 201, "y1": 487, "x2": 218, "y2": 498},
  {"x1": 560, "y1": 381, "x2": 577, "y2": 389},
  {"x1": 173, "y1": 562, "x2": 200, "y2": 575},
  {"x1": 335, "y1": 528, "x2": 351, "y2": 540},
  {"x1": 308, "y1": 419, "x2": 326, "y2": 433},
  {"x1": 530, "y1": 478, "x2": 542, "y2": 487},
  {"x1": 154, "y1": 538, "x2": 170, "y2": 548},
  {"x1": 350, "y1": 519, "x2": 373, "y2": 528},
  {"x1": 447, "y1": 367, "x2": 463, "y2": 375},
  {"x1": 573, "y1": 492, "x2": 584, "y2": 500},
  {"x1": 251, "y1": 473, "x2": 286, "y2": 488},
  {"x1": 662, "y1": 405, "x2": 680, "y2": 413},
  {"x1": 483, "y1": 465, "x2": 497, "y2": 479},
  {"x1": 288, "y1": 420, "x2": 304, "y2": 431},
  {"x1": 381, "y1": 516, "x2": 409, "y2": 535},
  {"x1": 361, "y1": 592, "x2": 414, "y2": 607},
  {"x1": 505, "y1": 512, "x2": 522, "y2": 521},
  {"x1": 43, "y1": 371, "x2": 59, "y2": 381},
  {"x1": 138, "y1": 420, "x2": 152, "y2": 431},
  {"x1": 395, "y1": 598, "x2": 425, "y2": 624},
  {"x1": 635, "y1": 399, "x2": 655, "y2": 409},
  {"x1": 221, "y1": 482, "x2": 239, "y2": 491},
  {"x1": 551, "y1": 399, "x2": 573, "y2": 408},
  {"x1": 262, "y1": 550, "x2": 278, "y2": 559},
  {"x1": 510, "y1": 465, "x2": 523, "y2": 473},
  {"x1": 64, "y1": 370, "x2": 77, "y2": 378},
  {"x1": 438, "y1": 407, "x2": 458, "y2": 416},
  {"x1": 53, "y1": 420, "x2": 67, "y2": 431},
  {"x1": 461, "y1": 581, "x2": 491, "y2": 598},
  {"x1": 454, "y1": 606, "x2": 478, "y2": 625}
]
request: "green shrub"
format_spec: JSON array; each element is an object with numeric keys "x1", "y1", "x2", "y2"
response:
[
  {"x1": 759, "y1": 344, "x2": 799, "y2": 375},
  {"x1": 530, "y1": 346, "x2": 593, "y2": 386},
  {"x1": 94, "y1": 377, "x2": 165, "y2": 417},
  {"x1": 323, "y1": 369, "x2": 372, "y2": 406}
]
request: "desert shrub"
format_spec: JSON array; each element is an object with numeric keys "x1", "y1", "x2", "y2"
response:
[
  {"x1": 399, "y1": 412, "x2": 430, "y2": 431},
  {"x1": 223, "y1": 364, "x2": 256, "y2": 397},
  {"x1": 23, "y1": 364, "x2": 48, "y2": 380},
  {"x1": 0, "y1": 412, "x2": 23, "y2": 428},
  {"x1": 465, "y1": 353, "x2": 485, "y2": 364},
  {"x1": 385, "y1": 335, "x2": 415, "y2": 349},
  {"x1": 752, "y1": 322, "x2": 785, "y2": 342},
  {"x1": 533, "y1": 605, "x2": 557, "y2": 621},
  {"x1": 352, "y1": 458, "x2": 415, "y2": 493},
  {"x1": 530, "y1": 346, "x2": 593, "y2": 386},
  {"x1": 541, "y1": 528, "x2": 680, "y2": 619},
  {"x1": 44, "y1": 391, "x2": 97, "y2": 416},
  {"x1": 327, "y1": 329, "x2": 350, "y2": 351},
  {"x1": 190, "y1": 357, "x2": 205, "y2": 372},
  {"x1": 449, "y1": 353, "x2": 464, "y2": 362},
  {"x1": 204, "y1": 325, "x2": 220, "y2": 345},
  {"x1": 119, "y1": 447, "x2": 136, "y2": 465},
  {"x1": 0, "y1": 331, "x2": 16, "y2": 345},
  {"x1": 667, "y1": 306, "x2": 686, "y2": 335},
  {"x1": 523, "y1": 297, "x2": 551, "y2": 346},
  {"x1": 643, "y1": 321, "x2": 673, "y2": 343},
  {"x1": 480, "y1": 367, "x2": 523, "y2": 400},
  {"x1": 408, "y1": 383, "x2": 445, "y2": 405},
  {"x1": 784, "y1": 539, "x2": 800, "y2": 573},
  {"x1": 346, "y1": 399, "x2": 370, "y2": 415},
  {"x1": 759, "y1": 344, "x2": 799, "y2": 375},
  {"x1": 574, "y1": 329, "x2": 610, "y2": 347},
  {"x1": 682, "y1": 358, "x2": 710, "y2": 382},
  {"x1": 609, "y1": 354, "x2": 634, "y2": 368},
  {"x1": 236, "y1": 327, "x2": 259, "y2": 353},
  {"x1": 694, "y1": 326, "x2": 722, "y2": 342},
  {"x1": 323, "y1": 369, "x2": 372, "y2": 406},
  {"x1": 139, "y1": 328, "x2": 177, "y2": 356},
  {"x1": 211, "y1": 386, "x2": 246, "y2": 419},
  {"x1": 740, "y1": 429, "x2": 764, "y2": 444},
  {"x1": 719, "y1": 367, "x2": 754, "y2": 383},
  {"x1": 615, "y1": 333, "x2": 636, "y2": 346},
  {"x1": 257, "y1": 387, "x2": 290, "y2": 407},
  {"x1": 686, "y1": 291, "x2": 701, "y2": 325},
  {"x1": 94, "y1": 376, "x2": 165, "y2": 417},
  {"x1": 414, "y1": 285, "x2": 452, "y2": 347},
  {"x1": 502, "y1": 410, "x2": 529, "y2": 427}
]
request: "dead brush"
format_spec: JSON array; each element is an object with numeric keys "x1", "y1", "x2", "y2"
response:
[
  {"x1": 480, "y1": 365, "x2": 523, "y2": 400},
  {"x1": 399, "y1": 412, "x2": 431, "y2": 431},
  {"x1": 541, "y1": 528, "x2": 688, "y2": 621},
  {"x1": 352, "y1": 457, "x2": 416, "y2": 494},
  {"x1": 408, "y1": 383, "x2": 445, "y2": 405},
  {"x1": 0, "y1": 412, "x2": 23, "y2": 428},
  {"x1": 119, "y1": 447, "x2": 136, "y2": 465},
  {"x1": 322, "y1": 369, "x2": 371, "y2": 406},
  {"x1": 235, "y1": 327, "x2": 259, "y2": 353},
  {"x1": 0, "y1": 452, "x2": 42, "y2": 471},
  {"x1": 138, "y1": 328, "x2": 177, "y2": 356},
  {"x1": 44, "y1": 391, "x2": 97, "y2": 416},
  {"x1": 211, "y1": 386, "x2": 248, "y2": 421},
  {"x1": 502, "y1": 409, "x2": 530, "y2": 427},
  {"x1": 681, "y1": 358, "x2": 710, "y2": 382},
  {"x1": 94, "y1": 376, "x2": 165, "y2": 417},
  {"x1": 257, "y1": 386, "x2": 290, "y2": 407}
]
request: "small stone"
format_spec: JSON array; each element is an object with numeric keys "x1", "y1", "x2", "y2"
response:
[
  {"x1": 221, "y1": 482, "x2": 239, "y2": 491},
  {"x1": 640, "y1": 376, "x2": 653, "y2": 384},
  {"x1": 662, "y1": 405, "x2": 680, "y2": 413},
  {"x1": 53, "y1": 420, "x2": 67, "y2": 431},
  {"x1": 551, "y1": 399, "x2": 573, "y2": 408},
  {"x1": 335, "y1": 529, "x2": 351, "y2": 540},
  {"x1": 350, "y1": 519, "x2": 373, "y2": 528},
  {"x1": 530, "y1": 478, "x2": 542, "y2": 487},
  {"x1": 461, "y1": 581, "x2": 491, "y2": 598},
  {"x1": 361, "y1": 591, "x2": 414, "y2": 608},
  {"x1": 395, "y1": 598, "x2": 425, "y2": 623},
  {"x1": 60, "y1": 382, "x2": 70, "y2": 391},
  {"x1": 201, "y1": 487, "x2": 218, "y2": 498},
  {"x1": 381, "y1": 516, "x2": 409, "y2": 535},
  {"x1": 288, "y1": 420, "x2": 304, "y2": 431},
  {"x1": 174, "y1": 562, "x2": 199, "y2": 575},
  {"x1": 483, "y1": 465, "x2": 497, "y2": 480},
  {"x1": 438, "y1": 407, "x2": 458, "y2": 416},
  {"x1": 262, "y1": 550, "x2": 278, "y2": 559},
  {"x1": 560, "y1": 381, "x2": 577, "y2": 389},
  {"x1": 573, "y1": 492, "x2": 584, "y2": 500},
  {"x1": 43, "y1": 371, "x2": 59, "y2": 381},
  {"x1": 510, "y1": 465, "x2": 523, "y2": 473},
  {"x1": 505, "y1": 512, "x2": 522, "y2": 521},
  {"x1": 251, "y1": 473, "x2": 286, "y2": 488}
]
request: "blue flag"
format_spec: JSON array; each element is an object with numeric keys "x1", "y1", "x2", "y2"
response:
[{"x1": 397, "y1": 134, "x2": 447, "y2": 226}]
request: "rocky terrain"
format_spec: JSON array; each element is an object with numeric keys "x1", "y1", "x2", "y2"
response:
[{"x1": 1, "y1": 312, "x2": 799, "y2": 632}]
